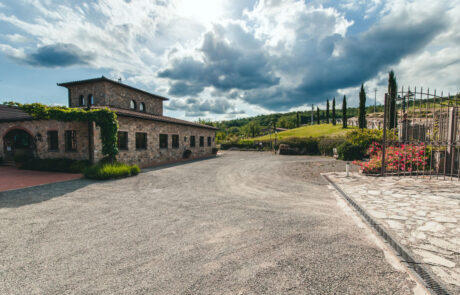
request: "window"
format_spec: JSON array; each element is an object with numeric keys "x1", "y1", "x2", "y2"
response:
[
  {"x1": 172, "y1": 134, "x2": 179, "y2": 148},
  {"x1": 207, "y1": 136, "x2": 211, "y2": 146},
  {"x1": 78, "y1": 95, "x2": 85, "y2": 106},
  {"x1": 199, "y1": 136, "x2": 204, "y2": 147},
  {"x1": 88, "y1": 94, "x2": 94, "y2": 106},
  {"x1": 136, "y1": 132, "x2": 147, "y2": 149},
  {"x1": 130, "y1": 100, "x2": 137, "y2": 110},
  {"x1": 159, "y1": 134, "x2": 168, "y2": 149},
  {"x1": 65, "y1": 130, "x2": 77, "y2": 151},
  {"x1": 190, "y1": 136, "x2": 196, "y2": 147},
  {"x1": 117, "y1": 131, "x2": 128, "y2": 150},
  {"x1": 139, "y1": 102, "x2": 145, "y2": 112},
  {"x1": 47, "y1": 130, "x2": 59, "y2": 151}
]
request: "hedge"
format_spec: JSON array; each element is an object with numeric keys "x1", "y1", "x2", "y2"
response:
[
  {"x1": 19, "y1": 157, "x2": 90, "y2": 173},
  {"x1": 83, "y1": 162, "x2": 140, "y2": 180},
  {"x1": 318, "y1": 137, "x2": 346, "y2": 156}
]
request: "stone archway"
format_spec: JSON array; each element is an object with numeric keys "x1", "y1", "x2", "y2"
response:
[{"x1": 3, "y1": 128, "x2": 34, "y2": 162}]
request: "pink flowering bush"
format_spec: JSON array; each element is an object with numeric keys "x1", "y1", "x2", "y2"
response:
[{"x1": 353, "y1": 142, "x2": 429, "y2": 174}]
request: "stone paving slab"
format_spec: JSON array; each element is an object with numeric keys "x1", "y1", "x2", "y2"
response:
[{"x1": 326, "y1": 172, "x2": 460, "y2": 294}]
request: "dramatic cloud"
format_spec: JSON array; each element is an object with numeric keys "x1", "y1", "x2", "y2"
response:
[
  {"x1": 166, "y1": 97, "x2": 244, "y2": 117},
  {"x1": 0, "y1": 0, "x2": 459, "y2": 118},
  {"x1": 158, "y1": 22, "x2": 280, "y2": 93},
  {"x1": 6, "y1": 43, "x2": 94, "y2": 67}
]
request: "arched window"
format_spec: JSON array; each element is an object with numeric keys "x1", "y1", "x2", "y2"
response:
[
  {"x1": 79, "y1": 95, "x2": 85, "y2": 106},
  {"x1": 88, "y1": 94, "x2": 94, "y2": 106},
  {"x1": 130, "y1": 100, "x2": 137, "y2": 110},
  {"x1": 139, "y1": 102, "x2": 145, "y2": 112}
]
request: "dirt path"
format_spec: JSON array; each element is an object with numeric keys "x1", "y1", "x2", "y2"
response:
[{"x1": 0, "y1": 151, "x2": 417, "y2": 294}]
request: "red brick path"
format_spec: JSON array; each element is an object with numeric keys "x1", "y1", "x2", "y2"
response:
[{"x1": 0, "y1": 166, "x2": 82, "y2": 192}]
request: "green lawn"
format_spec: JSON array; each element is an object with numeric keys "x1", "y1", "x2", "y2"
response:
[{"x1": 251, "y1": 124, "x2": 356, "y2": 141}]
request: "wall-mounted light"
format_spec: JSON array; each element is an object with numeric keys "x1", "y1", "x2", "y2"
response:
[{"x1": 35, "y1": 133, "x2": 43, "y2": 142}]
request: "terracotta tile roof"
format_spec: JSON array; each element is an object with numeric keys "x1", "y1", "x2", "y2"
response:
[
  {"x1": 0, "y1": 105, "x2": 217, "y2": 130},
  {"x1": 91, "y1": 106, "x2": 218, "y2": 130},
  {"x1": 0, "y1": 105, "x2": 33, "y2": 122},
  {"x1": 57, "y1": 76, "x2": 169, "y2": 101}
]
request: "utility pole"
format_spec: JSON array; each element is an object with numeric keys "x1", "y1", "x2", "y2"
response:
[
  {"x1": 311, "y1": 104, "x2": 314, "y2": 125},
  {"x1": 374, "y1": 88, "x2": 377, "y2": 113}
]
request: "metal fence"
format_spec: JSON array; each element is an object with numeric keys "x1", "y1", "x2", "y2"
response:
[{"x1": 381, "y1": 87, "x2": 460, "y2": 180}]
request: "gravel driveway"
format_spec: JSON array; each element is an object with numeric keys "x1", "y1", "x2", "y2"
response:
[{"x1": 1, "y1": 151, "x2": 417, "y2": 294}]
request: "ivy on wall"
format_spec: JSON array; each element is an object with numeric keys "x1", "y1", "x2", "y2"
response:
[{"x1": 5, "y1": 102, "x2": 119, "y2": 159}]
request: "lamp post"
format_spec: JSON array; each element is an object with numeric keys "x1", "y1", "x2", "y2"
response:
[{"x1": 269, "y1": 121, "x2": 272, "y2": 150}]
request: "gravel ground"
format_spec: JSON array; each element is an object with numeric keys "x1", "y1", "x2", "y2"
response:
[{"x1": 1, "y1": 151, "x2": 415, "y2": 294}]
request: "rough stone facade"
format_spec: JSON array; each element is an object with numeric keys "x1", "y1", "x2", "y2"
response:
[
  {"x1": 1, "y1": 77, "x2": 216, "y2": 167},
  {"x1": 65, "y1": 78, "x2": 164, "y2": 116},
  {"x1": 98, "y1": 116, "x2": 216, "y2": 166},
  {"x1": 0, "y1": 120, "x2": 90, "y2": 161}
]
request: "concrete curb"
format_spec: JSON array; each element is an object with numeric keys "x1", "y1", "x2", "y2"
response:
[{"x1": 322, "y1": 174, "x2": 451, "y2": 295}]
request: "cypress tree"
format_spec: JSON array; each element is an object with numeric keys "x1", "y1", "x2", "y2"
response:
[
  {"x1": 316, "y1": 107, "x2": 320, "y2": 124},
  {"x1": 326, "y1": 99, "x2": 330, "y2": 124},
  {"x1": 332, "y1": 97, "x2": 336, "y2": 125},
  {"x1": 342, "y1": 95, "x2": 347, "y2": 128},
  {"x1": 359, "y1": 84, "x2": 367, "y2": 129},
  {"x1": 388, "y1": 70, "x2": 397, "y2": 129}
]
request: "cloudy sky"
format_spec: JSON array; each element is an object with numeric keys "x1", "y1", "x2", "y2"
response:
[{"x1": 1, "y1": 0, "x2": 459, "y2": 120}]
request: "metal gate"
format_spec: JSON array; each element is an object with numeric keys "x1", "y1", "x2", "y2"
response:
[{"x1": 381, "y1": 87, "x2": 460, "y2": 180}]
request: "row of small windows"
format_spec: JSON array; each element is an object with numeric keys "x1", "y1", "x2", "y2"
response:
[
  {"x1": 117, "y1": 132, "x2": 212, "y2": 150},
  {"x1": 47, "y1": 130, "x2": 77, "y2": 152},
  {"x1": 130, "y1": 100, "x2": 146, "y2": 112},
  {"x1": 78, "y1": 95, "x2": 94, "y2": 106}
]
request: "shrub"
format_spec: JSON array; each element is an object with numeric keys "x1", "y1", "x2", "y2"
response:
[
  {"x1": 130, "y1": 165, "x2": 140, "y2": 175},
  {"x1": 279, "y1": 137, "x2": 320, "y2": 155},
  {"x1": 21, "y1": 158, "x2": 90, "y2": 173},
  {"x1": 354, "y1": 143, "x2": 429, "y2": 174},
  {"x1": 14, "y1": 154, "x2": 30, "y2": 163},
  {"x1": 346, "y1": 129, "x2": 397, "y2": 154},
  {"x1": 183, "y1": 149, "x2": 192, "y2": 158},
  {"x1": 318, "y1": 137, "x2": 346, "y2": 156},
  {"x1": 338, "y1": 142, "x2": 364, "y2": 161},
  {"x1": 83, "y1": 162, "x2": 140, "y2": 180}
]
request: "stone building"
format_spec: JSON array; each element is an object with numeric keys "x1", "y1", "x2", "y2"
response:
[{"x1": 0, "y1": 76, "x2": 217, "y2": 167}]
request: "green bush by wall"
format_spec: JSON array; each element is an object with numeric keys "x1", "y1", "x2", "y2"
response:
[
  {"x1": 318, "y1": 137, "x2": 346, "y2": 156},
  {"x1": 337, "y1": 142, "x2": 364, "y2": 161},
  {"x1": 83, "y1": 162, "x2": 140, "y2": 180}
]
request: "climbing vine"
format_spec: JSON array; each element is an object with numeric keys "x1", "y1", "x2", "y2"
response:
[{"x1": 4, "y1": 102, "x2": 119, "y2": 159}]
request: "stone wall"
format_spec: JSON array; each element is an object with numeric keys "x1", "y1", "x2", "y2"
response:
[
  {"x1": 0, "y1": 120, "x2": 90, "y2": 161},
  {"x1": 68, "y1": 83, "x2": 106, "y2": 108},
  {"x1": 98, "y1": 116, "x2": 216, "y2": 167},
  {"x1": 1, "y1": 117, "x2": 216, "y2": 167},
  {"x1": 68, "y1": 81, "x2": 163, "y2": 115}
]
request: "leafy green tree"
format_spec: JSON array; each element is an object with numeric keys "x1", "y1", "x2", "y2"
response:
[
  {"x1": 296, "y1": 111, "x2": 300, "y2": 128},
  {"x1": 244, "y1": 121, "x2": 261, "y2": 137},
  {"x1": 358, "y1": 84, "x2": 367, "y2": 129},
  {"x1": 326, "y1": 99, "x2": 330, "y2": 124},
  {"x1": 388, "y1": 70, "x2": 397, "y2": 129},
  {"x1": 332, "y1": 97, "x2": 336, "y2": 125},
  {"x1": 316, "y1": 107, "x2": 320, "y2": 124},
  {"x1": 342, "y1": 95, "x2": 347, "y2": 128}
]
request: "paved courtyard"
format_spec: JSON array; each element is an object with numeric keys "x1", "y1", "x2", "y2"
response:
[
  {"x1": 326, "y1": 173, "x2": 460, "y2": 294},
  {"x1": 0, "y1": 165, "x2": 82, "y2": 192},
  {"x1": 1, "y1": 152, "x2": 420, "y2": 294}
]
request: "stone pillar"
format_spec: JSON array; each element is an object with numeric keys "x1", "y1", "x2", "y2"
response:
[{"x1": 447, "y1": 107, "x2": 458, "y2": 173}]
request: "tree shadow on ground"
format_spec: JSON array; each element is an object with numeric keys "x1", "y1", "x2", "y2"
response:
[{"x1": 0, "y1": 179, "x2": 94, "y2": 208}]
